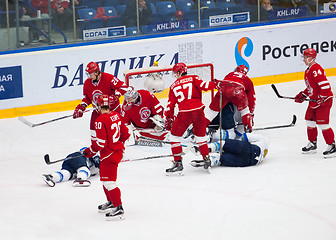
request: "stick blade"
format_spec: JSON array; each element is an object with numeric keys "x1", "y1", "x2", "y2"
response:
[
  {"x1": 18, "y1": 117, "x2": 35, "y2": 127},
  {"x1": 44, "y1": 154, "x2": 51, "y2": 164},
  {"x1": 291, "y1": 115, "x2": 297, "y2": 126}
]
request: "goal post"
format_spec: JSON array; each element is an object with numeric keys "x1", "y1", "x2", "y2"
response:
[{"x1": 123, "y1": 63, "x2": 215, "y2": 112}]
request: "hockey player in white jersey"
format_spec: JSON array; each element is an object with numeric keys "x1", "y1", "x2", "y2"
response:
[
  {"x1": 42, "y1": 148, "x2": 100, "y2": 187},
  {"x1": 191, "y1": 132, "x2": 269, "y2": 167}
]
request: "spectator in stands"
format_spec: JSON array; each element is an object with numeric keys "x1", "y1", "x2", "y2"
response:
[
  {"x1": 51, "y1": 0, "x2": 73, "y2": 30},
  {"x1": 171, "y1": 10, "x2": 184, "y2": 21},
  {"x1": 260, "y1": 0, "x2": 274, "y2": 21},
  {"x1": 31, "y1": 0, "x2": 49, "y2": 16},
  {"x1": 1, "y1": 0, "x2": 32, "y2": 27},
  {"x1": 123, "y1": 0, "x2": 152, "y2": 27}
]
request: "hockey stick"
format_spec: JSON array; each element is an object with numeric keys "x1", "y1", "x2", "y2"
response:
[
  {"x1": 123, "y1": 141, "x2": 193, "y2": 162},
  {"x1": 253, "y1": 115, "x2": 297, "y2": 130},
  {"x1": 18, "y1": 109, "x2": 92, "y2": 127},
  {"x1": 44, "y1": 152, "x2": 172, "y2": 164},
  {"x1": 219, "y1": 89, "x2": 223, "y2": 157},
  {"x1": 271, "y1": 84, "x2": 316, "y2": 102},
  {"x1": 44, "y1": 142, "x2": 194, "y2": 165}
]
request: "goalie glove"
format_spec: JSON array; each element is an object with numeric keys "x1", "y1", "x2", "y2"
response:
[
  {"x1": 151, "y1": 115, "x2": 165, "y2": 131},
  {"x1": 294, "y1": 91, "x2": 307, "y2": 103},
  {"x1": 73, "y1": 104, "x2": 86, "y2": 119}
]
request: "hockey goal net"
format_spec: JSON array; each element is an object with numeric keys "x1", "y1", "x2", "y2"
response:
[{"x1": 123, "y1": 63, "x2": 214, "y2": 113}]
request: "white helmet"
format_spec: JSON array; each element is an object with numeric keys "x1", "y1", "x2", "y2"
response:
[{"x1": 144, "y1": 74, "x2": 165, "y2": 93}]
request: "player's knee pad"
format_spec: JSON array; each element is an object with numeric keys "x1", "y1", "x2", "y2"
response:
[
  {"x1": 169, "y1": 133, "x2": 181, "y2": 142},
  {"x1": 76, "y1": 166, "x2": 91, "y2": 180},
  {"x1": 195, "y1": 135, "x2": 209, "y2": 144},
  {"x1": 204, "y1": 107, "x2": 219, "y2": 123},
  {"x1": 103, "y1": 181, "x2": 117, "y2": 191},
  {"x1": 52, "y1": 170, "x2": 71, "y2": 183},
  {"x1": 317, "y1": 124, "x2": 331, "y2": 130},
  {"x1": 305, "y1": 120, "x2": 317, "y2": 128}
]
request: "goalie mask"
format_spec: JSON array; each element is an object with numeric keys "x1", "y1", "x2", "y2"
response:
[{"x1": 123, "y1": 87, "x2": 139, "y2": 111}]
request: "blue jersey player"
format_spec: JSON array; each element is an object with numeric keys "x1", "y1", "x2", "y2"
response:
[
  {"x1": 42, "y1": 149, "x2": 100, "y2": 187},
  {"x1": 191, "y1": 132, "x2": 269, "y2": 167}
]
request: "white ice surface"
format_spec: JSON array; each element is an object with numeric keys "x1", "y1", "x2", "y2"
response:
[{"x1": 1, "y1": 79, "x2": 336, "y2": 240}]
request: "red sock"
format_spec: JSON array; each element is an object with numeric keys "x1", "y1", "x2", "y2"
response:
[
  {"x1": 322, "y1": 128, "x2": 335, "y2": 145},
  {"x1": 307, "y1": 127, "x2": 318, "y2": 142},
  {"x1": 171, "y1": 142, "x2": 182, "y2": 161},
  {"x1": 103, "y1": 186, "x2": 111, "y2": 202},
  {"x1": 108, "y1": 187, "x2": 122, "y2": 207}
]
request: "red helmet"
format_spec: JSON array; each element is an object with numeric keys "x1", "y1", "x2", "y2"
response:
[
  {"x1": 85, "y1": 62, "x2": 100, "y2": 74},
  {"x1": 96, "y1": 94, "x2": 110, "y2": 108},
  {"x1": 234, "y1": 65, "x2": 248, "y2": 75},
  {"x1": 303, "y1": 48, "x2": 317, "y2": 59},
  {"x1": 172, "y1": 63, "x2": 187, "y2": 75}
]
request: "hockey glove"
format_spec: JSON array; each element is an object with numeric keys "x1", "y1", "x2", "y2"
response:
[
  {"x1": 242, "y1": 114, "x2": 253, "y2": 133},
  {"x1": 83, "y1": 147, "x2": 96, "y2": 158},
  {"x1": 316, "y1": 96, "x2": 327, "y2": 106},
  {"x1": 73, "y1": 104, "x2": 86, "y2": 119},
  {"x1": 164, "y1": 118, "x2": 174, "y2": 131},
  {"x1": 294, "y1": 91, "x2": 307, "y2": 103}
]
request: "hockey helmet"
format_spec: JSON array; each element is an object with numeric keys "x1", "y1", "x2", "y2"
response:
[
  {"x1": 85, "y1": 62, "x2": 100, "y2": 74},
  {"x1": 234, "y1": 65, "x2": 248, "y2": 75},
  {"x1": 144, "y1": 75, "x2": 165, "y2": 93},
  {"x1": 96, "y1": 94, "x2": 110, "y2": 108},
  {"x1": 303, "y1": 48, "x2": 317, "y2": 59},
  {"x1": 172, "y1": 63, "x2": 187, "y2": 75},
  {"x1": 124, "y1": 87, "x2": 139, "y2": 103}
]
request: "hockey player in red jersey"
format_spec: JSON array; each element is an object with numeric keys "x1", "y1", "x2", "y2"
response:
[
  {"x1": 120, "y1": 87, "x2": 168, "y2": 143},
  {"x1": 73, "y1": 62, "x2": 127, "y2": 138},
  {"x1": 205, "y1": 64, "x2": 256, "y2": 134},
  {"x1": 83, "y1": 95, "x2": 130, "y2": 220},
  {"x1": 294, "y1": 48, "x2": 336, "y2": 157},
  {"x1": 164, "y1": 62, "x2": 216, "y2": 175}
]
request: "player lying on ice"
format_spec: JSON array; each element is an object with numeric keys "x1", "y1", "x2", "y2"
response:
[
  {"x1": 190, "y1": 131, "x2": 269, "y2": 168},
  {"x1": 42, "y1": 148, "x2": 100, "y2": 187}
]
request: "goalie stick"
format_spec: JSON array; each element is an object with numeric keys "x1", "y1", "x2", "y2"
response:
[
  {"x1": 18, "y1": 109, "x2": 92, "y2": 127},
  {"x1": 271, "y1": 84, "x2": 316, "y2": 102}
]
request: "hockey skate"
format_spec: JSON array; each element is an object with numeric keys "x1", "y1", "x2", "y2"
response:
[
  {"x1": 98, "y1": 201, "x2": 114, "y2": 213},
  {"x1": 42, "y1": 174, "x2": 55, "y2": 187},
  {"x1": 166, "y1": 160, "x2": 184, "y2": 176},
  {"x1": 105, "y1": 205, "x2": 125, "y2": 221},
  {"x1": 73, "y1": 178, "x2": 91, "y2": 187},
  {"x1": 190, "y1": 156, "x2": 211, "y2": 173},
  {"x1": 323, "y1": 143, "x2": 336, "y2": 158},
  {"x1": 302, "y1": 141, "x2": 317, "y2": 154},
  {"x1": 190, "y1": 145, "x2": 200, "y2": 155}
]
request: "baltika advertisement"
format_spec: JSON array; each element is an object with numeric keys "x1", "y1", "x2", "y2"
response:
[{"x1": 0, "y1": 17, "x2": 335, "y2": 114}]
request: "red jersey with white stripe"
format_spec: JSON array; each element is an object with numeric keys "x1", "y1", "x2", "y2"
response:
[
  {"x1": 81, "y1": 72, "x2": 127, "y2": 111},
  {"x1": 120, "y1": 90, "x2": 164, "y2": 128},
  {"x1": 165, "y1": 74, "x2": 216, "y2": 119},
  {"x1": 90, "y1": 111, "x2": 130, "y2": 161},
  {"x1": 302, "y1": 63, "x2": 333, "y2": 109},
  {"x1": 220, "y1": 71, "x2": 256, "y2": 114}
]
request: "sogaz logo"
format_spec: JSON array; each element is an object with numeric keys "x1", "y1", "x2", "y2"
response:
[
  {"x1": 329, "y1": 3, "x2": 336, "y2": 12},
  {"x1": 234, "y1": 37, "x2": 253, "y2": 70}
]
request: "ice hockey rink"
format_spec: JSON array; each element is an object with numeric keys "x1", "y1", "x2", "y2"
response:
[{"x1": 1, "y1": 78, "x2": 336, "y2": 240}]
